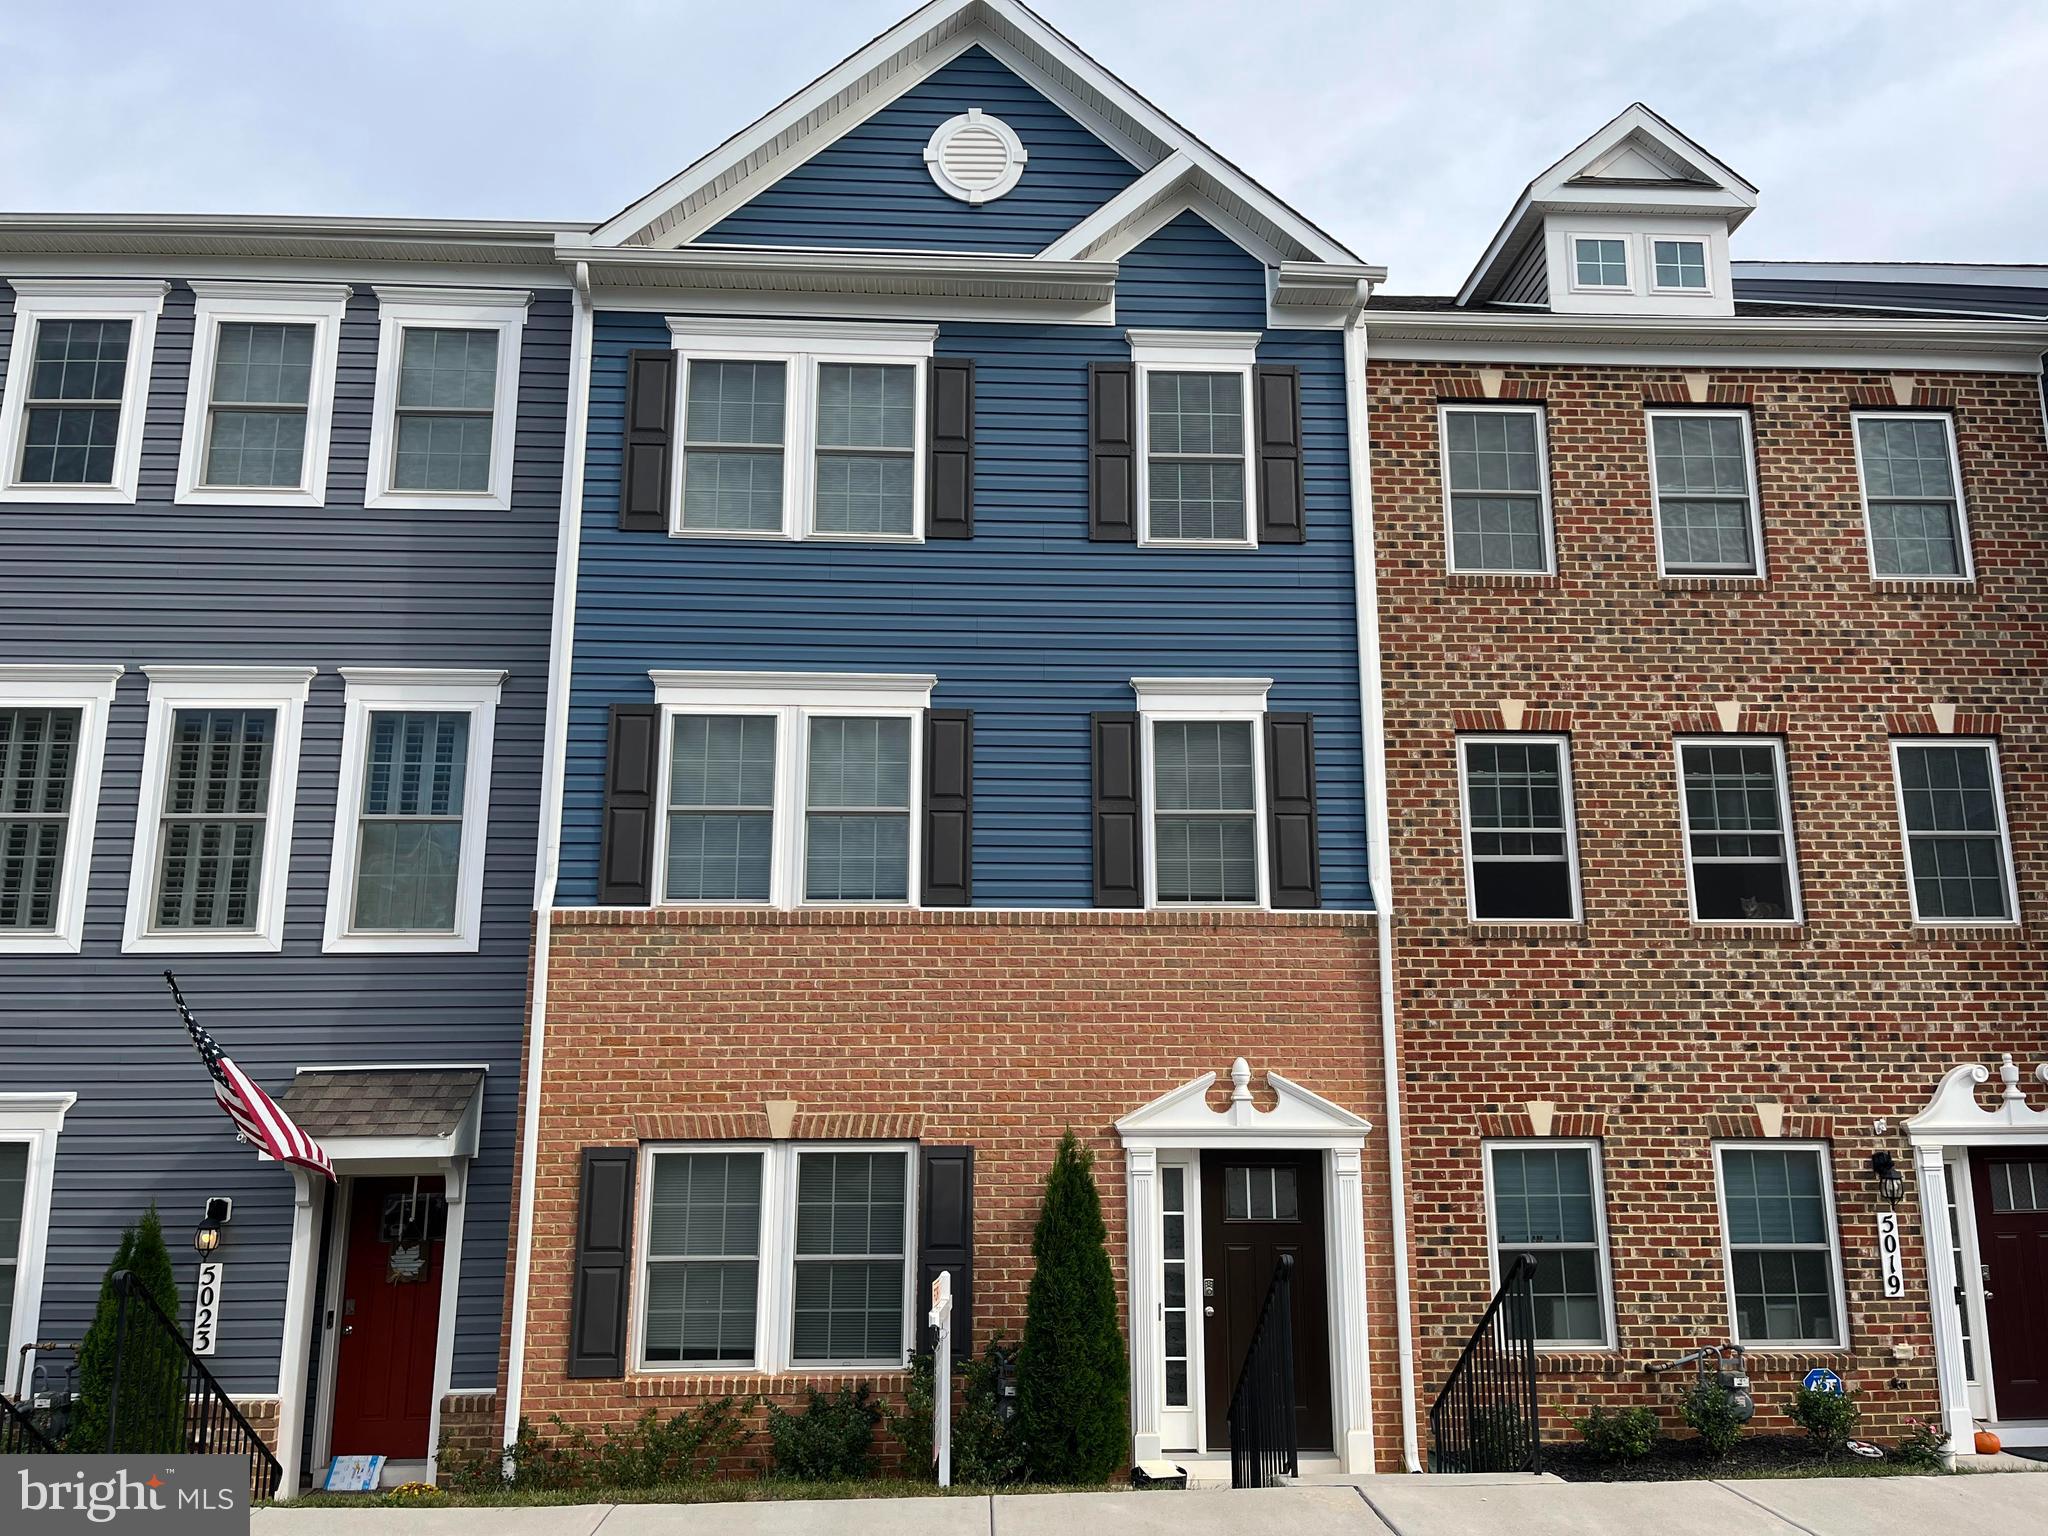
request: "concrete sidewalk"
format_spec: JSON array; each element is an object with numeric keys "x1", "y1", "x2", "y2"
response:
[{"x1": 253, "y1": 1471, "x2": 2048, "y2": 1536}]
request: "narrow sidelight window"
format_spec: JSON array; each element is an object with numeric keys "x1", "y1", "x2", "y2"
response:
[
  {"x1": 0, "y1": 1140, "x2": 24, "y2": 1354},
  {"x1": 804, "y1": 717, "x2": 913, "y2": 902},
  {"x1": 1893, "y1": 741, "x2": 2015, "y2": 923},
  {"x1": 20, "y1": 319, "x2": 131, "y2": 485},
  {"x1": 1648, "y1": 411, "x2": 1761, "y2": 575},
  {"x1": 1677, "y1": 739, "x2": 1799, "y2": 922},
  {"x1": 791, "y1": 1149, "x2": 909, "y2": 1365},
  {"x1": 1487, "y1": 1143, "x2": 1613, "y2": 1348},
  {"x1": 0, "y1": 708, "x2": 80, "y2": 933},
  {"x1": 1161, "y1": 1164, "x2": 1190, "y2": 1408},
  {"x1": 642, "y1": 1151, "x2": 762, "y2": 1365},
  {"x1": 152, "y1": 709, "x2": 276, "y2": 932},
  {"x1": 393, "y1": 328, "x2": 500, "y2": 493},
  {"x1": 1716, "y1": 1145, "x2": 1844, "y2": 1348},
  {"x1": 1460, "y1": 736, "x2": 1579, "y2": 921},
  {"x1": 814, "y1": 363, "x2": 917, "y2": 536},
  {"x1": 201, "y1": 322, "x2": 316, "y2": 488},
  {"x1": 350, "y1": 711, "x2": 469, "y2": 932},
  {"x1": 666, "y1": 714, "x2": 776, "y2": 902},
  {"x1": 1441, "y1": 406, "x2": 1552, "y2": 573},
  {"x1": 1146, "y1": 371, "x2": 1249, "y2": 542},
  {"x1": 1152, "y1": 720, "x2": 1259, "y2": 904},
  {"x1": 1652, "y1": 239, "x2": 1708, "y2": 290},
  {"x1": 682, "y1": 359, "x2": 786, "y2": 532},
  {"x1": 1855, "y1": 414, "x2": 1971, "y2": 578},
  {"x1": 1573, "y1": 237, "x2": 1629, "y2": 289}
]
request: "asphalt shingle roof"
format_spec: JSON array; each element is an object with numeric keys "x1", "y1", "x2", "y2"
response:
[{"x1": 277, "y1": 1069, "x2": 483, "y2": 1139}]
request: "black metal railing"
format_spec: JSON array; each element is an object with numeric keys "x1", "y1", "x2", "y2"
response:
[
  {"x1": 1428, "y1": 1252, "x2": 1541, "y2": 1474},
  {"x1": 1, "y1": 1392, "x2": 56, "y2": 1453},
  {"x1": 104, "y1": 1271, "x2": 283, "y2": 1500},
  {"x1": 1226, "y1": 1254, "x2": 1298, "y2": 1489}
]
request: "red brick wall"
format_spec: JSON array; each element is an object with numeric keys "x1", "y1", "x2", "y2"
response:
[
  {"x1": 1370, "y1": 360, "x2": 2048, "y2": 1450},
  {"x1": 500, "y1": 909, "x2": 1404, "y2": 1468}
]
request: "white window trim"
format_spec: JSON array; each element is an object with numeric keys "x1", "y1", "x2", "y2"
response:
[
  {"x1": 174, "y1": 281, "x2": 352, "y2": 508},
  {"x1": 1457, "y1": 732, "x2": 1583, "y2": 924},
  {"x1": 1128, "y1": 329, "x2": 1260, "y2": 549},
  {"x1": 0, "y1": 1091, "x2": 76, "y2": 1380},
  {"x1": 1647, "y1": 236, "x2": 1713, "y2": 296},
  {"x1": 122, "y1": 665, "x2": 315, "y2": 955},
  {"x1": 321, "y1": 668, "x2": 504, "y2": 955},
  {"x1": 648, "y1": 670, "x2": 935, "y2": 910},
  {"x1": 631, "y1": 1140, "x2": 917, "y2": 1376},
  {"x1": 1712, "y1": 1140, "x2": 1850, "y2": 1352},
  {"x1": 1644, "y1": 408, "x2": 1767, "y2": 578},
  {"x1": 1673, "y1": 736, "x2": 1803, "y2": 926},
  {"x1": 1482, "y1": 1138, "x2": 1618, "y2": 1351},
  {"x1": 1888, "y1": 736, "x2": 2020, "y2": 927},
  {"x1": 1132, "y1": 675, "x2": 1271, "y2": 910},
  {"x1": 666, "y1": 318, "x2": 936, "y2": 545},
  {"x1": 1567, "y1": 234, "x2": 1633, "y2": 294},
  {"x1": 364, "y1": 286, "x2": 531, "y2": 512},
  {"x1": 1851, "y1": 411, "x2": 1976, "y2": 582},
  {"x1": 0, "y1": 664, "x2": 121, "y2": 954},
  {"x1": 0, "y1": 279, "x2": 170, "y2": 505},
  {"x1": 1437, "y1": 402, "x2": 1556, "y2": 576}
]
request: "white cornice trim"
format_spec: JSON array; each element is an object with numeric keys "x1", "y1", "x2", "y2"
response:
[
  {"x1": 1131, "y1": 676, "x2": 1273, "y2": 713},
  {"x1": 4, "y1": 276, "x2": 172, "y2": 300},
  {"x1": 185, "y1": 278, "x2": 354, "y2": 305},
  {"x1": 370, "y1": 283, "x2": 533, "y2": 310},
  {"x1": 650, "y1": 670, "x2": 938, "y2": 712},
  {"x1": 1125, "y1": 328, "x2": 1261, "y2": 366},
  {"x1": 337, "y1": 667, "x2": 508, "y2": 691},
  {"x1": 0, "y1": 663, "x2": 124, "y2": 690},
  {"x1": 142, "y1": 664, "x2": 318, "y2": 691}
]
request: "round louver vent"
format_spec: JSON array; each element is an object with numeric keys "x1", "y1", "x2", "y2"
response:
[{"x1": 924, "y1": 109, "x2": 1028, "y2": 204}]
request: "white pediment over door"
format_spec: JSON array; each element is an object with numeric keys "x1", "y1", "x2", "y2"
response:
[
  {"x1": 1905, "y1": 1053, "x2": 2048, "y2": 1144},
  {"x1": 1116, "y1": 1058, "x2": 1371, "y2": 1147}
]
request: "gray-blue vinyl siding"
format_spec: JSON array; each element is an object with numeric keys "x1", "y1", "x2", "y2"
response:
[
  {"x1": 560, "y1": 212, "x2": 1370, "y2": 909},
  {"x1": 698, "y1": 45, "x2": 1141, "y2": 254},
  {"x1": 0, "y1": 278, "x2": 567, "y2": 1395}
]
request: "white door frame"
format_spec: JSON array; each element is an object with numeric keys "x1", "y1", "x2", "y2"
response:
[{"x1": 1118, "y1": 1059, "x2": 1375, "y2": 1473}]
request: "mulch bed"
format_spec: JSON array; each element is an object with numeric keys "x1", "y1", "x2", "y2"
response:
[{"x1": 1544, "y1": 1434, "x2": 1924, "y2": 1482}]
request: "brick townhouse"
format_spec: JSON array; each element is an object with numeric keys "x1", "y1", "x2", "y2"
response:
[{"x1": 1364, "y1": 106, "x2": 2048, "y2": 1458}]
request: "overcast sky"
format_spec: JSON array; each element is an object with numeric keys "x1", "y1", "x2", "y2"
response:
[{"x1": 5, "y1": 0, "x2": 2044, "y2": 293}]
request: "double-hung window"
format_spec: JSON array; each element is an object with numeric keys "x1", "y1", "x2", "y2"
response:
[
  {"x1": 1459, "y1": 735, "x2": 1580, "y2": 922},
  {"x1": 669, "y1": 320, "x2": 933, "y2": 542},
  {"x1": 175, "y1": 281, "x2": 350, "y2": 506},
  {"x1": 1651, "y1": 239, "x2": 1709, "y2": 291},
  {"x1": 1676, "y1": 738, "x2": 1801, "y2": 922},
  {"x1": 653, "y1": 672, "x2": 931, "y2": 909},
  {"x1": 1646, "y1": 410, "x2": 1762, "y2": 576},
  {"x1": 1854, "y1": 413, "x2": 1972, "y2": 579},
  {"x1": 0, "y1": 665, "x2": 120, "y2": 954},
  {"x1": 323, "y1": 669, "x2": 503, "y2": 953},
  {"x1": 1891, "y1": 740, "x2": 2017, "y2": 924},
  {"x1": 365, "y1": 287, "x2": 530, "y2": 511},
  {"x1": 1714, "y1": 1144, "x2": 1846, "y2": 1349},
  {"x1": 1572, "y1": 237, "x2": 1630, "y2": 290},
  {"x1": 1485, "y1": 1142, "x2": 1615, "y2": 1349},
  {"x1": 0, "y1": 1092, "x2": 74, "y2": 1372},
  {"x1": 638, "y1": 1142, "x2": 912, "y2": 1372},
  {"x1": 1439, "y1": 405, "x2": 1553, "y2": 574},
  {"x1": 123, "y1": 666, "x2": 312, "y2": 954},
  {"x1": 1129, "y1": 329, "x2": 1258, "y2": 547},
  {"x1": 0, "y1": 280, "x2": 168, "y2": 504},
  {"x1": 1134, "y1": 678, "x2": 1269, "y2": 907}
]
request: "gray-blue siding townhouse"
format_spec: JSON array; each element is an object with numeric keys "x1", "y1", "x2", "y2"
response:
[{"x1": 0, "y1": 215, "x2": 578, "y2": 1489}]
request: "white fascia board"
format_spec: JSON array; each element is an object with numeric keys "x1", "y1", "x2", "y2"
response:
[{"x1": 1038, "y1": 152, "x2": 1195, "y2": 260}]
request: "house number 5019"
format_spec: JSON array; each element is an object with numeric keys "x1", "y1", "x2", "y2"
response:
[
  {"x1": 1875, "y1": 1211, "x2": 1905, "y2": 1300},
  {"x1": 191, "y1": 1261, "x2": 224, "y2": 1355}
]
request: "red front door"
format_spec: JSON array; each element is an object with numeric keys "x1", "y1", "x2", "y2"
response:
[
  {"x1": 330, "y1": 1177, "x2": 447, "y2": 1459},
  {"x1": 1972, "y1": 1150, "x2": 2048, "y2": 1421}
]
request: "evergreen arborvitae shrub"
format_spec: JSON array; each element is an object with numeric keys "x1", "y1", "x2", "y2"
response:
[
  {"x1": 1016, "y1": 1131, "x2": 1127, "y2": 1483},
  {"x1": 69, "y1": 1206, "x2": 185, "y2": 1453}
]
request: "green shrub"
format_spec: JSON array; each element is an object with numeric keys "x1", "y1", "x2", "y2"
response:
[
  {"x1": 768, "y1": 1384, "x2": 882, "y2": 1481},
  {"x1": 1575, "y1": 1404, "x2": 1657, "y2": 1461},
  {"x1": 1681, "y1": 1378, "x2": 1744, "y2": 1458},
  {"x1": 1786, "y1": 1385, "x2": 1860, "y2": 1458},
  {"x1": 891, "y1": 1340, "x2": 1030, "y2": 1486},
  {"x1": 1892, "y1": 1418, "x2": 1948, "y2": 1470},
  {"x1": 69, "y1": 1207, "x2": 183, "y2": 1454},
  {"x1": 1017, "y1": 1132, "x2": 1127, "y2": 1484},
  {"x1": 441, "y1": 1400, "x2": 749, "y2": 1493}
]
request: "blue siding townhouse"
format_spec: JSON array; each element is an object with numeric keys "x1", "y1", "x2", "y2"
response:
[{"x1": 504, "y1": 0, "x2": 1409, "y2": 1482}]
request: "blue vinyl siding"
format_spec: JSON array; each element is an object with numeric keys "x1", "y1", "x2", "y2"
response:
[
  {"x1": 563, "y1": 217, "x2": 1368, "y2": 909},
  {"x1": 699, "y1": 46, "x2": 1141, "y2": 254},
  {"x1": 1119, "y1": 211, "x2": 1272, "y2": 330}
]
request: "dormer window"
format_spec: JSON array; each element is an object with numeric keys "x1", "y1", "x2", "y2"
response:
[
  {"x1": 1572, "y1": 238, "x2": 1630, "y2": 290},
  {"x1": 1652, "y1": 239, "x2": 1709, "y2": 291}
]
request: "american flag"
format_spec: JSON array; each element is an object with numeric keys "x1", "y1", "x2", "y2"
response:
[{"x1": 165, "y1": 971, "x2": 334, "y2": 1181}]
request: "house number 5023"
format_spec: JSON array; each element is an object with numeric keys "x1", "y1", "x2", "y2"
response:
[
  {"x1": 191, "y1": 1261, "x2": 224, "y2": 1356},
  {"x1": 1875, "y1": 1211, "x2": 1905, "y2": 1300}
]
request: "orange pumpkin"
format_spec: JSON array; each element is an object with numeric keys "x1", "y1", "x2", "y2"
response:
[{"x1": 1975, "y1": 1428, "x2": 2002, "y2": 1456}]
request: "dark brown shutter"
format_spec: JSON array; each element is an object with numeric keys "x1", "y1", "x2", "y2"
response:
[
  {"x1": 918, "y1": 1146, "x2": 974, "y2": 1358},
  {"x1": 922, "y1": 709, "x2": 973, "y2": 906},
  {"x1": 1088, "y1": 362, "x2": 1136, "y2": 541},
  {"x1": 567, "y1": 1146, "x2": 636, "y2": 1379},
  {"x1": 1254, "y1": 365, "x2": 1305, "y2": 544},
  {"x1": 1092, "y1": 712, "x2": 1143, "y2": 907},
  {"x1": 1265, "y1": 713, "x2": 1321, "y2": 909},
  {"x1": 620, "y1": 349, "x2": 675, "y2": 531},
  {"x1": 598, "y1": 703, "x2": 660, "y2": 905},
  {"x1": 927, "y1": 359, "x2": 975, "y2": 539}
]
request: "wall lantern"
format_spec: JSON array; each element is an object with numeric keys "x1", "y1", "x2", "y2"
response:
[
  {"x1": 1868, "y1": 1151, "x2": 1906, "y2": 1207},
  {"x1": 193, "y1": 1196, "x2": 233, "y2": 1255}
]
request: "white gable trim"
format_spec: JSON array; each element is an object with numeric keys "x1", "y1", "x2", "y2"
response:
[
  {"x1": 1039, "y1": 151, "x2": 1194, "y2": 260},
  {"x1": 1906, "y1": 1054, "x2": 2048, "y2": 1147},
  {"x1": 1116, "y1": 1058, "x2": 1372, "y2": 1148}
]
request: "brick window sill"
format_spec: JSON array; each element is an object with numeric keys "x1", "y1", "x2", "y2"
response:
[
  {"x1": 1465, "y1": 921, "x2": 1589, "y2": 942},
  {"x1": 1658, "y1": 575, "x2": 1766, "y2": 592},
  {"x1": 1910, "y1": 922, "x2": 2026, "y2": 943},
  {"x1": 1871, "y1": 578, "x2": 1976, "y2": 596},
  {"x1": 628, "y1": 1368, "x2": 910, "y2": 1399},
  {"x1": 1683, "y1": 924, "x2": 1807, "y2": 944},
  {"x1": 1445, "y1": 572, "x2": 1560, "y2": 589},
  {"x1": 1537, "y1": 1350, "x2": 1625, "y2": 1375}
]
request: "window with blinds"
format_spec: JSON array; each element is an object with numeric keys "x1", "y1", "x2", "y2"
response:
[
  {"x1": 351, "y1": 711, "x2": 470, "y2": 933},
  {"x1": 151, "y1": 708, "x2": 276, "y2": 931},
  {"x1": 1717, "y1": 1145, "x2": 1843, "y2": 1347},
  {"x1": 642, "y1": 1151, "x2": 763, "y2": 1366},
  {"x1": 0, "y1": 707, "x2": 80, "y2": 933},
  {"x1": 790, "y1": 1150, "x2": 908, "y2": 1365}
]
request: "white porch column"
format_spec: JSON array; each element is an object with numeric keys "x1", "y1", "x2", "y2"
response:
[
  {"x1": 1125, "y1": 1145, "x2": 1164, "y2": 1465},
  {"x1": 427, "y1": 1159, "x2": 469, "y2": 1480},
  {"x1": 1913, "y1": 1143, "x2": 1973, "y2": 1453},
  {"x1": 273, "y1": 1169, "x2": 327, "y2": 1503},
  {"x1": 1327, "y1": 1146, "x2": 1373, "y2": 1473}
]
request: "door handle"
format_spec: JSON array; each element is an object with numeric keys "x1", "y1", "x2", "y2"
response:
[
  {"x1": 1203, "y1": 1306, "x2": 1215, "y2": 1318},
  {"x1": 341, "y1": 1325, "x2": 354, "y2": 1336}
]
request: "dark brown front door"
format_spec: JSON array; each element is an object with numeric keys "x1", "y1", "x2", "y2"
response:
[
  {"x1": 1200, "y1": 1151, "x2": 1332, "y2": 1452},
  {"x1": 1972, "y1": 1150, "x2": 2048, "y2": 1420},
  {"x1": 330, "y1": 1178, "x2": 448, "y2": 1459}
]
